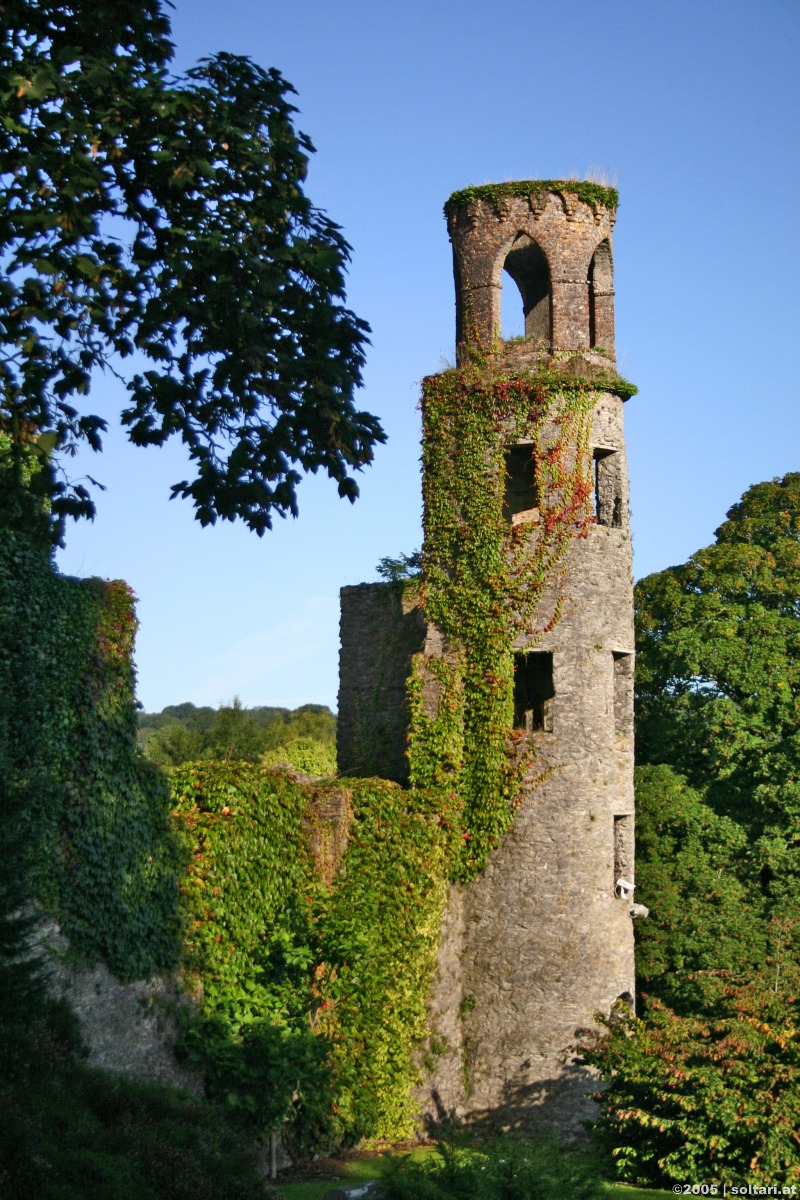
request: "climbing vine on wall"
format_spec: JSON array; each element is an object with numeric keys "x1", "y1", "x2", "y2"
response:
[
  {"x1": 409, "y1": 364, "x2": 635, "y2": 878},
  {"x1": 171, "y1": 764, "x2": 458, "y2": 1150}
]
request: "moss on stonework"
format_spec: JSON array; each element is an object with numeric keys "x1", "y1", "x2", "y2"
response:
[{"x1": 444, "y1": 179, "x2": 619, "y2": 218}]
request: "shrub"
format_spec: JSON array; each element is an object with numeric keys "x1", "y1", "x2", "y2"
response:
[
  {"x1": 378, "y1": 1135, "x2": 605, "y2": 1200},
  {"x1": 582, "y1": 977, "x2": 800, "y2": 1189}
]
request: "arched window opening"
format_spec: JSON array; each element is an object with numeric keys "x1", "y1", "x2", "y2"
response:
[
  {"x1": 588, "y1": 239, "x2": 613, "y2": 349},
  {"x1": 502, "y1": 234, "x2": 551, "y2": 347}
]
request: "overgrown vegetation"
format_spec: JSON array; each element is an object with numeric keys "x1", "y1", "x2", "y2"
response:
[
  {"x1": 378, "y1": 1135, "x2": 606, "y2": 1200},
  {"x1": 444, "y1": 180, "x2": 619, "y2": 219},
  {"x1": 584, "y1": 473, "x2": 800, "y2": 1188},
  {"x1": 0, "y1": 569, "x2": 263, "y2": 1196}
]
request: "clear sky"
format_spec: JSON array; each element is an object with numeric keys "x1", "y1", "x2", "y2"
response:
[{"x1": 56, "y1": 0, "x2": 800, "y2": 714}]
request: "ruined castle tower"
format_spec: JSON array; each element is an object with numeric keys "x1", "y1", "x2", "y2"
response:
[{"x1": 338, "y1": 181, "x2": 636, "y2": 1133}]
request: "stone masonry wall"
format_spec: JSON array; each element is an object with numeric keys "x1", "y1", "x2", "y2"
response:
[
  {"x1": 449, "y1": 189, "x2": 616, "y2": 360},
  {"x1": 417, "y1": 390, "x2": 636, "y2": 1138},
  {"x1": 337, "y1": 582, "x2": 425, "y2": 783}
]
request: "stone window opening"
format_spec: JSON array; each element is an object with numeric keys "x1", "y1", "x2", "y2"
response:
[
  {"x1": 593, "y1": 448, "x2": 623, "y2": 528},
  {"x1": 612, "y1": 652, "x2": 633, "y2": 734},
  {"x1": 501, "y1": 234, "x2": 552, "y2": 347},
  {"x1": 588, "y1": 239, "x2": 613, "y2": 349},
  {"x1": 513, "y1": 651, "x2": 554, "y2": 733},
  {"x1": 503, "y1": 444, "x2": 539, "y2": 525}
]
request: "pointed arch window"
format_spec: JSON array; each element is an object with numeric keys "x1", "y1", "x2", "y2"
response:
[{"x1": 502, "y1": 234, "x2": 552, "y2": 347}]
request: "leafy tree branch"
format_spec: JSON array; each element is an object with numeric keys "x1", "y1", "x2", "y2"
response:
[{"x1": 0, "y1": 0, "x2": 384, "y2": 542}]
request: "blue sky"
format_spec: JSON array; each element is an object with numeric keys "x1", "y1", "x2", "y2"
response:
[{"x1": 56, "y1": 0, "x2": 800, "y2": 713}]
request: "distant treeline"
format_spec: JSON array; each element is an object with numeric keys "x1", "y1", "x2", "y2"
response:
[{"x1": 138, "y1": 699, "x2": 337, "y2": 772}]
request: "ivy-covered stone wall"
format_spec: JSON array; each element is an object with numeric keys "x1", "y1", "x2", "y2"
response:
[{"x1": 0, "y1": 532, "x2": 182, "y2": 979}]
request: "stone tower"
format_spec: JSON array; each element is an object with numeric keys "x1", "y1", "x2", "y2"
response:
[{"x1": 338, "y1": 180, "x2": 636, "y2": 1134}]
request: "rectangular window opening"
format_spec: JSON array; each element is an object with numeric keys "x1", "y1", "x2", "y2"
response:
[
  {"x1": 593, "y1": 448, "x2": 623, "y2": 528},
  {"x1": 612, "y1": 652, "x2": 633, "y2": 734},
  {"x1": 513, "y1": 651, "x2": 554, "y2": 733},
  {"x1": 503, "y1": 444, "x2": 539, "y2": 525}
]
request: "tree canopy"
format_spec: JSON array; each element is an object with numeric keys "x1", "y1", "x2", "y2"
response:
[
  {"x1": 138, "y1": 697, "x2": 336, "y2": 771},
  {"x1": 0, "y1": 0, "x2": 383, "y2": 542},
  {"x1": 635, "y1": 472, "x2": 800, "y2": 840},
  {"x1": 585, "y1": 473, "x2": 800, "y2": 1187}
]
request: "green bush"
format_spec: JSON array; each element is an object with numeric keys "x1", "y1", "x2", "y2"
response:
[
  {"x1": 583, "y1": 978, "x2": 800, "y2": 1189},
  {"x1": 261, "y1": 737, "x2": 337, "y2": 776}
]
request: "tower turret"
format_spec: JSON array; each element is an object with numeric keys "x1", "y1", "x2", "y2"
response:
[
  {"x1": 447, "y1": 180, "x2": 617, "y2": 364},
  {"x1": 337, "y1": 180, "x2": 637, "y2": 1137}
]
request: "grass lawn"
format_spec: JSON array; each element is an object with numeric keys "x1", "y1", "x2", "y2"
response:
[{"x1": 270, "y1": 1155, "x2": 670, "y2": 1200}]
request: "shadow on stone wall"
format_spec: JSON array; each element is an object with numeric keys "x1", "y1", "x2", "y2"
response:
[{"x1": 424, "y1": 1056, "x2": 601, "y2": 1145}]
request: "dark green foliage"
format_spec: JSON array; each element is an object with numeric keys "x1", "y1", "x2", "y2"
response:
[
  {"x1": 633, "y1": 473, "x2": 800, "y2": 986},
  {"x1": 444, "y1": 180, "x2": 619, "y2": 218},
  {"x1": 0, "y1": 1018, "x2": 267, "y2": 1199},
  {"x1": 632, "y1": 765, "x2": 763, "y2": 1011},
  {"x1": 635, "y1": 473, "x2": 800, "y2": 832},
  {"x1": 140, "y1": 699, "x2": 337, "y2": 768},
  {"x1": 170, "y1": 764, "x2": 457, "y2": 1150},
  {"x1": 378, "y1": 1135, "x2": 606, "y2": 1200},
  {"x1": 0, "y1": 531, "x2": 182, "y2": 977},
  {"x1": 0, "y1": 738, "x2": 260, "y2": 1198},
  {"x1": 376, "y1": 549, "x2": 423, "y2": 582},
  {"x1": 587, "y1": 474, "x2": 800, "y2": 1187},
  {"x1": 0, "y1": 0, "x2": 382, "y2": 543}
]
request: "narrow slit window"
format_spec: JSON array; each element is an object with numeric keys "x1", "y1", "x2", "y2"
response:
[
  {"x1": 503, "y1": 444, "x2": 539, "y2": 524},
  {"x1": 613, "y1": 814, "x2": 634, "y2": 890},
  {"x1": 612, "y1": 652, "x2": 633, "y2": 734},
  {"x1": 513, "y1": 651, "x2": 554, "y2": 733},
  {"x1": 593, "y1": 448, "x2": 623, "y2": 528}
]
